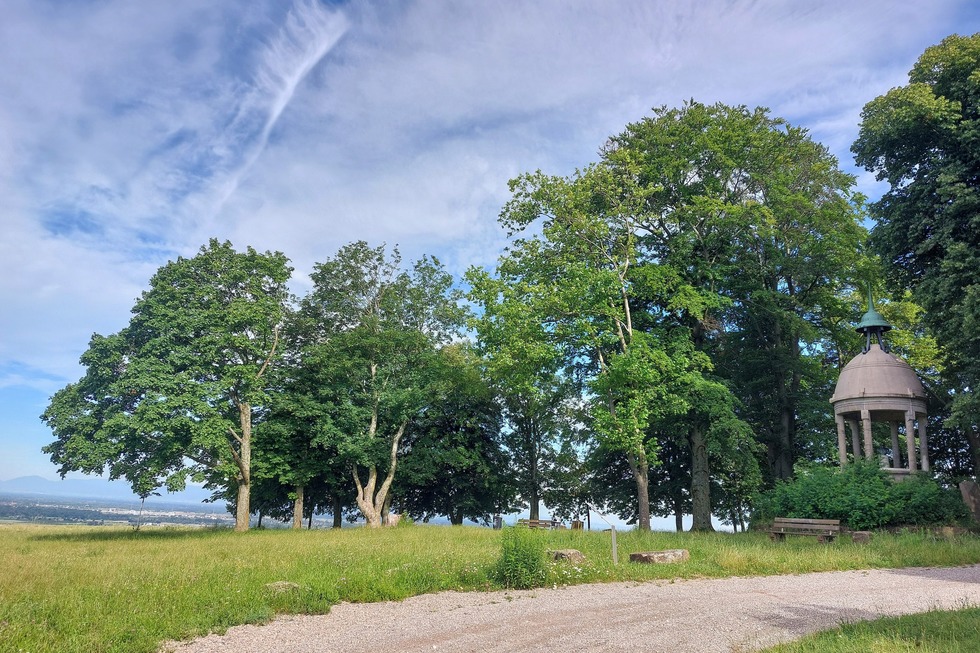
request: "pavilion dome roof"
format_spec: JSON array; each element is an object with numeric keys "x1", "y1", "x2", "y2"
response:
[{"x1": 830, "y1": 344, "x2": 926, "y2": 404}]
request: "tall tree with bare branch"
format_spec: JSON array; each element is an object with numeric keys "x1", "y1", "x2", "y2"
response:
[{"x1": 294, "y1": 241, "x2": 463, "y2": 527}]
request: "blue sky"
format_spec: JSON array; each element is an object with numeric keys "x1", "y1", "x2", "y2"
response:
[{"x1": 3, "y1": 0, "x2": 980, "y2": 488}]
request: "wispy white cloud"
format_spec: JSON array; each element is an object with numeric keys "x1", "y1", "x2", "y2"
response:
[
  {"x1": 208, "y1": 0, "x2": 349, "y2": 221},
  {"x1": 209, "y1": 0, "x2": 980, "y2": 273}
]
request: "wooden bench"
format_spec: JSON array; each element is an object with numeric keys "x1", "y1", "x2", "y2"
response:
[
  {"x1": 517, "y1": 518, "x2": 563, "y2": 529},
  {"x1": 768, "y1": 517, "x2": 840, "y2": 543}
]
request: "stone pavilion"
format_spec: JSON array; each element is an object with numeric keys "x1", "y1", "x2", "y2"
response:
[{"x1": 830, "y1": 295, "x2": 929, "y2": 478}]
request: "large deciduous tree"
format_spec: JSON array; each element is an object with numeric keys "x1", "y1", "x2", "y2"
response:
[
  {"x1": 485, "y1": 101, "x2": 861, "y2": 530},
  {"x1": 467, "y1": 261, "x2": 574, "y2": 522},
  {"x1": 252, "y1": 382, "x2": 352, "y2": 529},
  {"x1": 296, "y1": 241, "x2": 463, "y2": 527},
  {"x1": 853, "y1": 33, "x2": 980, "y2": 477},
  {"x1": 605, "y1": 102, "x2": 865, "y2": 486},
  {"x1": 42, "y1": 240, "x2": 292, "y2": 531},
  {"x1": 487, "y1": 165, "x2": 704, "y2": 531}
]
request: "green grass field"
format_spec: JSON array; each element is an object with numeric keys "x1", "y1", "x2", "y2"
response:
[
  {"x1": 760, "y1": 606, "x2": 980, "y2": 652},
  {"x1": 2, "y1": 523, "x2": 979, "y2": 653}
]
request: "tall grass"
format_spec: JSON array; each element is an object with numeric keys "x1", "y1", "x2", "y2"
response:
[
  {"x1": 497, "y1": 526, "x2": 548, "y2": 588},
  {"x1": 1, "y1": 524, "x2": 979, "y2": 653}
]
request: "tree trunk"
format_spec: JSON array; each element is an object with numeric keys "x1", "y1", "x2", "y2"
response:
[
  {"x1": 353, "y1": 420, "x2": 408, "y2": 527},
  {"x1": 332, "y1": 495, "x2": 342, "y2": 528},
  {"x1": 292, "y1": 484, "x2": 304, "y2": 530},
  {"x1": 773, "y1": 404, "x2": 794, "y2": 479},
  {"x1": 257, "y1": 512, "x2": 263, "y2": 528},
  {"x1": 966, "y1": 427, "x2": 980, "y2": 480},
  {"x1": 529, "y1": 422, "x2": 541, "y2": 521},
  {"x1": 626, "y1": 450, "x2": 651, "y2": 531},
  {"x1": 353, "y1": 465, "x2": 382, "y2": 527},
  {"x1": 450, "y1": 508, "x2": 463, "y2": 526},
  {"x1": 381, "y1": 492, "x2": 393, "y2": 525},
  {"x1": 690, "y1": 424, "x2": 714, "y2": 532},
  {"x1": 673, "y1": 483, "x2": 684, "y2": 532},
  {"x1": 233, "y1": 402, "x2": 252, "y2": 532},
  {"x1": 768, "y1": 325, "x2": 798, "y2": 481},
  {"x1": 529, "y1": 485, "x2": 540, "y2": 521}
]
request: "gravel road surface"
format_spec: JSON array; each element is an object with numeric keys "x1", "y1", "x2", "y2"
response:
[{"x1": 164, "y1": 565, "x2": 980, "y2": 652}]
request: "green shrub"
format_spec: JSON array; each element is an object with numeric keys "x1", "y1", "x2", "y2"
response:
[
  {"x1": 496, "y1": 526, "x2": 548, "y2": 589},
  {"x1": 831, "y1": 462, "x2": 897, "y2": 529},
  {"x1": 886, "y1": 473, "x2": 970, "y2": 526},
  {"x1": 752, "y1": 462, "x2": 966, "y2": 530}
]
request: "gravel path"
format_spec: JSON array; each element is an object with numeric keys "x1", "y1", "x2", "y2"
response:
[{"x1": 164, "y1": 565, "x2": 980, "y2": 653}]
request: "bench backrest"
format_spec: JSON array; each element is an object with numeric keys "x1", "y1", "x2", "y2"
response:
[
  {"x1": 772, "y1": 517, "x2": 840, "y2": 533},
  {"x1": 517, "y1": 519, "x2": 559, "y2": 528}
]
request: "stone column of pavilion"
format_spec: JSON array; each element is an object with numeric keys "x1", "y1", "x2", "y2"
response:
[{"x1": 830, "y1": 293, "x2": 929, "y2": 479}]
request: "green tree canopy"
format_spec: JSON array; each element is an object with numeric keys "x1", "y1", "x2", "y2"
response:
[
  {"x1": 294, "y1": 241, "x2": 464, "y2": 527},
  {"x1": 485, "y1": 102, "x2": 860, "y2": 530},
  {"x1": 466, "y1": 256, "x2": 577, "y2": 522},
  {"x1": 606, "y1": 102, "x2": 865, "y2": 486},
  {"x1": 42, "y1": 240, "x2": 292, "y2": 531},
  {"x1": 853, "y1": 33, "x2": 980, "y2": 477},
  {"x1": 482, "y1": 162, "x2": 708, "y2": 531},
  {"x1": 395, "y1": 343, "x2": 517, "y2": 525}
]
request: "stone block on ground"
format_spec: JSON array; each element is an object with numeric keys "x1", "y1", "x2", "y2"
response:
[
  {"x1": 960, "y1": 480, "x2": 980, "y2": 522},
  {"x1": 550, "y1": 549, "x2": 587, "y2": 564},
  {"x1": 850, "y1": 531, "x2": 872, "y2": 544},
  {"x1": 629, "y1": 549, "x2": 689, "y2": 564}
]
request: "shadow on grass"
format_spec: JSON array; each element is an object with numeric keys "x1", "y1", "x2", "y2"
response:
[{"x1": 29, "y1": 525, "x2": 236, "y2": 543}]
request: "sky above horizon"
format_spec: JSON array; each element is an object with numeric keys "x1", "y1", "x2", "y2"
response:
[{"x1": 3, "y1": 0, "x2": 980, "y2": 489}]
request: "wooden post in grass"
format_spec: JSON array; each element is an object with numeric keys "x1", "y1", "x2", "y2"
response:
[
  {"x1": 611, "y1": 525, "x2": 618, "y2": 565},
  {"x1": 591, "y1": 506, "x2": 619, "y2": 565}
]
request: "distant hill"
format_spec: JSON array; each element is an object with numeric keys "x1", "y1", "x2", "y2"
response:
[{"x1": 0, "y1": 475, "x2": 216, "y2": 505}]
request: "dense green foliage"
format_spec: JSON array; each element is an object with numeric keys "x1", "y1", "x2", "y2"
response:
[
  {"x1": 854, "y1": 33, "x2": 980, "y2": 477},
  {"x1": 467, "y1": 243, "x2": 583, "y2": 522},
  {"x1": 395, "y1": 344, "x2": 517, "y2": 525},
  {"x1": 607, "y1": 103, "x2": 865, "y2": 488},
  {"x1": 473, "y1": 101, "x2": 865, "y2": 531},
  {"x1": 279, "y1": 242, "x2": 466, "y2": 527},
  {"x1": 754, "y1": 463, "x2": 969, "y2": 530},
  {"x1": 41, "y1": 240, "x2": 292, "y2": 531}
]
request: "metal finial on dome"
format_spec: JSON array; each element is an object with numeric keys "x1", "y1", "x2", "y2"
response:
[{"x1": 855, "y1": 287, "x2": 891, "y2": 352}]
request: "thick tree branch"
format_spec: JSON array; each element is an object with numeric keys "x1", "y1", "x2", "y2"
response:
[
  {"x1": 376, "y1": 419, "x2": 408, "y2": 510},
  {"x1": 255, "y1": 325, "x2": 281, "y2": 380}
]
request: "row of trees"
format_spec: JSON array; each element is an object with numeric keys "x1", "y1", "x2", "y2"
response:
[{"x1": 41, "y1": 34, "x2": 980, "y2": 531}]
